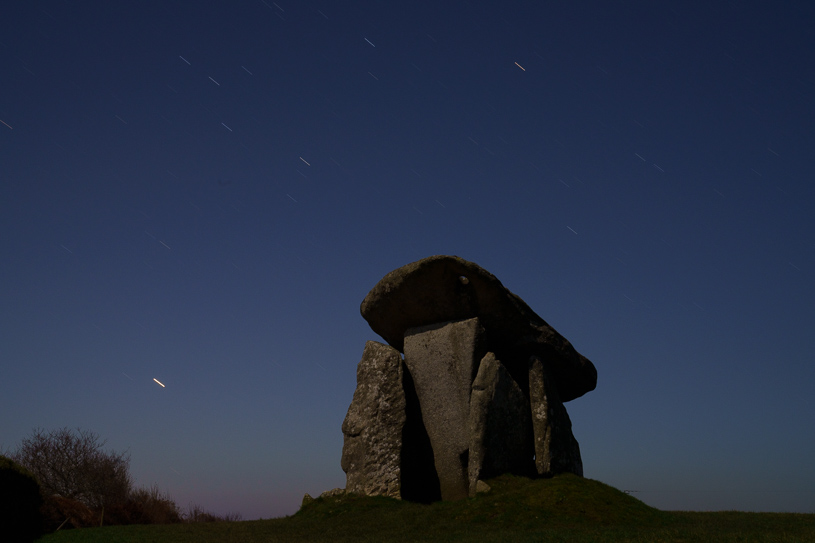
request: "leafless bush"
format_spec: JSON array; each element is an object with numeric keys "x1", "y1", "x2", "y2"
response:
[
  {"x1": 11, "y1": 427, "x2": 132, "y2": 510},
  {"x1": 10, "y1": 427, "x2": 242, "y2": 528},
  {"x1": 184, "y1": 503, "x2": 243, "y2": 523},
  {"x1": 125, "y1": 483, "x2": 182, "y2": 524},
  {"x1": 220, "y1": 511, "x2": 244, "y2": 522}
]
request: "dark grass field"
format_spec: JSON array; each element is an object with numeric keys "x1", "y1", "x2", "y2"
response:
[{"x1": 39, "y1": 474, "x2": 815, "y2": 543}]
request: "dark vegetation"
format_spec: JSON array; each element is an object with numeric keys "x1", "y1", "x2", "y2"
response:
[
  {"x1": 6, "y1": 428, "x2": 813, "y2": 542},
  {"x1": 0, "y1": 455, "x2": 44, "y2": 543},
  {"x1": 3, "y1": 428, "x2": 241, "y2": 542},
  {"x1": 34, "y1": 473, "x2": 815, "y2": 543}
]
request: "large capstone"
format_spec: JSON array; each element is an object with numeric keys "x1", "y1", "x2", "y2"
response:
[
  {"x1": 341, "y1": 341, "x2": 406, "y2": 498},
  {"x1": 360, "y1": 255, "x2": 597, "y2": 402}
]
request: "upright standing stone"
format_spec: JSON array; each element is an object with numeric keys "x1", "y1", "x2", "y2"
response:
[
  {"x1": 529, "y1": 355, "x2": 583, "y2": 477},
  {"x1": 403, "y1": 318, "x2": 486, "y2": 501},
  {"x1": 341, "y1": 341, "x2": 406, "y2": 498},
  {"x1": 468, "y1": 352, "x2": 534, "y2": 496}
]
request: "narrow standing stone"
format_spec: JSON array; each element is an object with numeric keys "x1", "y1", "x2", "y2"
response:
[
  {"x1": 468, "y1": 352, "x2": 533, "y2": 496},
  {"x1": 529, "y1": 355, "x2": 584, "y2": 477},
  {"x1": 341, "y1": 341, "x2": 406, "y2": 498}
]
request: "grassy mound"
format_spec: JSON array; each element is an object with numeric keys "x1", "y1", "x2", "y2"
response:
[
  {"x1": 297, "y1": 472, "x2": 665, "y2": 525},
  {"x1": 290, "y1": 473, "x2": 670, "y2": 542}
]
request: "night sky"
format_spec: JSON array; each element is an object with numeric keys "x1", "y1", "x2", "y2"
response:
[{"x1": 2, "y1": 1, "x2": 814, "y2": 519}]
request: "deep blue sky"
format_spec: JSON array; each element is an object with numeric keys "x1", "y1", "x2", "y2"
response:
[{"x1": 2, "y1": 0, "x2": 814, "y2": 519}]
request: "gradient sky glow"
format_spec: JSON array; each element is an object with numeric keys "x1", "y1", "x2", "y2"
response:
[{"x1": 2, "y1": 1, "x2": 815, "y2": 519}]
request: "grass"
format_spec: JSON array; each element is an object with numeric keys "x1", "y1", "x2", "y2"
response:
[{"x1": 38, "y1": 473, "x2": 815, "y2": 543}]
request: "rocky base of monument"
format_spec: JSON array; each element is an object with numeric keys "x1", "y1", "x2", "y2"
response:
[{"x1": 341, "y1": 256, "x2": 597, "y2": 503}]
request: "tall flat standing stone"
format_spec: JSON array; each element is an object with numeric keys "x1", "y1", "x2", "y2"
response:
[
  {"x1": 529, "y1": 355, "x2": 583, "y2": 477},
  {"x1": 468, "y1": 352, "x2": 533, "y2": 496},
  {"x1": 403, "y1": 318, "x2": 486, "y2": 501},
  {"x1": 341, "y1": 341, "x2": 406, "y2": 498}
]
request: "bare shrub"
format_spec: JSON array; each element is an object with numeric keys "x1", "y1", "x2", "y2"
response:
[
  {"x1": 220, "y1": 511, "x2": 244, "y2": 522},
  {"x1": 123, "y1": 484, "x2": 182, "y2": 524},
  {"x1": 184, "y1": 503, "x2": 220, "y2": 523},
  {"x1": 184, "y1": 503, "x2": 243, "y2": 523},
  {"x1": 11, "y1": 428, "x2": 132, "y2": 510},
  {"x1": 10, "y1": 428, "x2": 241, "y2": 528}
]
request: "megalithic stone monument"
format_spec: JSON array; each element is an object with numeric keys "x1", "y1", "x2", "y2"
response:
[{"x1": 341, "y1": 255, "x2": 597, "y2": 502}]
